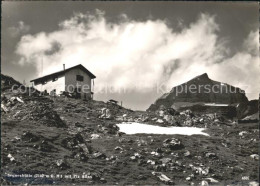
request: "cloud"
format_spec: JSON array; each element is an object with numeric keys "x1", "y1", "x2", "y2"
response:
[
  {"x1": 164, "y1": 29, "x2": 259, "y2": 91},
  {"x1": 8, "y1": 21, "x2": 30, "y2": 38},
  {"x1": 15, "y1": 10, "x2": 259, "y2": 101},
  {"x1": 208, "y1": 30, "x2": 259, "y2": 99}
]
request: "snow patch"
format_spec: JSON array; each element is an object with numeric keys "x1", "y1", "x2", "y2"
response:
[
  {"x1": 204, "y1": 103, "x2": 229, "y2": 107},
  {"x1": 117, "y1": 122, "x2": 209, "y2": 136}
]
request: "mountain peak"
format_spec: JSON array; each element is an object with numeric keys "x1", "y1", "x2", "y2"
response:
[
  {"x1": 147, "y1": 72, "x2": 249, "y2": 111},
  {"x1": 187, "y1": 73, "x2": 210, "y2": 84},
  {"x1": 195, "y1": 73, "x2": 209, "y2": 80}
]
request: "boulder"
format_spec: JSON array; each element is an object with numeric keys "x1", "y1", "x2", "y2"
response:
[
  {"x1": 163, "y1": 138, "x2": 183, "y2": 150},
  {"x1": 91, "y1": 134, "x2": 100, "y2": 139},
  {"x1": 74, "y1": 152, "x2": 88, "y2": 162},
  {"x1": 239, "y1": 131, "x2": 248, "y2": 137},
  {"x1": 156, "y1": 119, "x2": 164, "y2": 124},
  {"x1": 163, "y1": 115, "x2": 174, "y2": 123},
  {"x1": 190, "y1": 164, "x2": 209, "y2": 176},
  {"x1": 1, "y1": 104, "x2": 9, "y2": 113},
  {"x1": 250, "y1": 154, "x2": 259, "y2": 160},
  {"x1": 93, "y1": 152, "x2": 106, "y2": 159},
  {"x1": 184, "y1": 119, "x2": 193, "y2": 126},
  {"x1": 142, "y1": 116, "x2": 149, "y2": 122},
  {"x1": 205, "y1": 177, "x2": 219, "y2": 183},
  {"x1": 205, "y1": 152, "x2": 217, "y2": 158},
  {"x1": 184, "y1": 150, "x2": 191, "y2": 157},
  {"x1": 99, "y1": 108, "x2": 113, "y2": 119},
  {"x1": 7, "y1": 154, "x2": 15, "y2": 162},
  {"x1": 159, "y1": 110, "x2": 164, "y2": 117},
  {"x1": 78, "y1": 143, "x2": 91, "y2": 154},
  {"x1": 201, "y1": 180, "x2": 209, "y2": 186},
  {"x1": 147, "y1": 160, "x2": 156, "y2": 165},
  {"x1": 249, "y1": 181, "x2": 259, "y2": 186},
  {"x1": 159, "y1": 158, "x2": 172, "y2": 164},
  {"x1": 151, "y1": 171, "x2": 174, "y2": 184},
  {"x1": 114, "y1": 146, "x2": 123, "y2": 151},
  {"x1": 56, "y1": 159, "x2": 69, "y2": 169}
]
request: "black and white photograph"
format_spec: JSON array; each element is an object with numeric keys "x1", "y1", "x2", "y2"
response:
[{"x1": 1, "y1": 1, "x2": 259, "y2": 185}]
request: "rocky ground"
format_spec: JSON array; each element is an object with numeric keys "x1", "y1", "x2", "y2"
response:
[{"x1": 1, "y1": 75, "x2": 259, "y2": 185}]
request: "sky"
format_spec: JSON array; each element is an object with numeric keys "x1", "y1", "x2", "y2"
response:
[{"x1": 1, "y1": 1, "x2": 259, "y2": 110}]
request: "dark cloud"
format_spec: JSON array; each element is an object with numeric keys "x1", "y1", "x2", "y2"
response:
[{"x1": 44, "y1": 42, "x2": 62, "y2": 56}]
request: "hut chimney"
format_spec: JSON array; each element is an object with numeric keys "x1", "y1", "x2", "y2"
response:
[{"x1": 63, "y1": 64, "x2": 65, "y2": 70}]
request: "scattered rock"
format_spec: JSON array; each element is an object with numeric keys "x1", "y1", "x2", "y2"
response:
[
  {"x1": 14, "y1": 136, "x2": 21, "y2": 141},
  {"x1": 239, "y1": 131, "x2": 248, "y2": 137},
  {"x1": 147, "y1": 160, "x2": 156, "y2": 165},
  {"x1": 13, "y1": 111, "x2": 21, "y2": 118},
  {"x1": 74, "y1": 152, "x2": 88, "y2": 162},
  {"x1": 56, "y1": 159, "x2": 69, "y2": 169},
  {"x1": 184, "y1": 119, "x2": 193, "y2": 126},
  {"x1": 114, "y1": 146, "x2": 123, "y2": 151},
  {"x1": 159, "y1": 158, "x2": 172, "y2": 164},
  {"x1": 99, "y1": 108, "x2": 113, "y2": 119},
  {"x1": 93, "y1": 152, "x2": 106, "y2": 159},
  {"x1": 137, "y1": 139, "x2": 148, "y2": 146},
  {"x1": 250, "y1": 154, "x2": 259, "y2": 160},
  {"x1": 205, "y1": 152, "x2": 217, "y2": 158},
  {"x1": 78, "y1": 143, "x2": 92, "y2": 154},
  {"x1": 186, "y1": 174, "x2": 194, "y2": 181},
  {"x1": 151, "y1": 151, "x2": 160, "y2": 156},
  {"x1": 100, "y1": 178, "x2": 107, "y2": 183},
  {"x1": 142, "y1": 116, "x2": 149, "y2": 122},
  {"x1": 201, "y1": 180, "x2": 209, "y2": 186},
  {"x1": 163, "y1": 114, "x2": 174, "y2": 123},
  {"x1": 152, "y1": 171, "x2": 174, "y2": 184},
  {"x1": 1, "y1": 104, "x2": 9, "y2": 113},
  {"x1": 106, "y1": 155, "x2": 116, "y2": 161},
  {"x1": 130, "y1": 156, "x2": 136, "y2": 161},
  {"x1": 159, "y1": 110, "x2": 164, "y2": 117},
  {"x1": 137, "y1": 175, "x2": 146, "y2": 180},
  {"x1": 151, "y1": 117, "x2": 157, "y2": 121},
  {"x1": 7, "y1": 154, "x2": 15, "y2": 162},
  {"x1": 163, "y1": 138, "x2": 183, "y2": 150},
  {"x1": 62, "y1": 133, "x2": 85, "y2": 149},
  {"x1": 184, "y1": 150, "x2": 191, "y2": 157},
  {"x1": 205, "y1": 177, "x2": 219, "y2": 183},
  {"x1": 91, "y1": 134, "x2": 100, "y2": 139},
  {"x1": 16, "y1": 97, "x2": 24, "y2": 103},
  {"x1": 190, "y1": 164, "x2": 209, "y2": 176},
  {"x1": 134, "y1": 153, "x2": 142, "y2": 159},
  {"x1": 156, "y1": 119, "x2": 164, "y2": 123},
  {"x1": 249, "y1": 181, "x2": 259, "y2": 186}
]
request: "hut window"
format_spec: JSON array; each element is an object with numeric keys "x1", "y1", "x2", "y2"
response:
[{"x1": 76, "y1": 75, "x2": 84, "y2": 81}]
